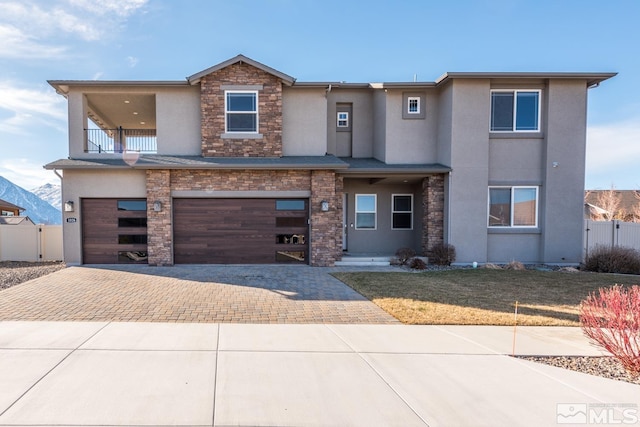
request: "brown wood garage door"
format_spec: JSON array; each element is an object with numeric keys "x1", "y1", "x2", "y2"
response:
[
  {"x1": 173, "y1": 198, "x2": 308, "y2": 264},
  {"x1": 82, "y1": 199, "x2": 148, "y2": 264}
]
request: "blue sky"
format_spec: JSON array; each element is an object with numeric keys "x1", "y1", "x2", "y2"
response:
[{"x1": 0, "y1": 0, "x2": 638, "y2": 190}]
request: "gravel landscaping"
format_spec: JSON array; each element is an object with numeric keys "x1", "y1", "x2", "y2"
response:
[
  {"x1": 0, "y1": 261, "x2": 66, "y2": 290},
  {"x1": 519, "y1": 356, "x2": 640, "y2": 385}
]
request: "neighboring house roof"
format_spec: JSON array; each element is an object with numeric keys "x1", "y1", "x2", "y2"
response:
[
  {"x1": 585, "y1": 190, "x2": 640, "y2": 217},
  {"x1": 0, "y1": 216, "x2": 34, "y2": 225},
  {"x1": 0, "y1": 198, "x2": 25, "y2": 213},
  {"x1": 187, "y1": 54, "x2": 296, "y2": 86}
]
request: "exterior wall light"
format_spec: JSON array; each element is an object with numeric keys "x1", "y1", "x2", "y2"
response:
[
  {"x1": 64, "y1": 201, "x2": 74, "y2": 212},
  {"x1": 321, "y1": 200, "x2": 329, "y2": 212},
  {"x1": 153, "y1": 201, "x2": 162, "y2": 212}
]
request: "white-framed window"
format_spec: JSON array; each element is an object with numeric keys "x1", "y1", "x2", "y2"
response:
[
  {"x1": 488, "y1": 186, "x2": 538, "y2": 228},
  {"x1": 392, "y1": 194, "x2": 413, "y2": 229},
  {"x1": 407, "y1": 97, "x2": 420, "y2": 114},
  {"x1": 337, "y1": 111, "x2": 349, "y2": 128},
  {"x1": 490, "y1": 90, "x2": 540, "y2": 132},
  {"x1": 355, "y1": 194, "x2": 376, "y2": 230},
  {"x1": 225, "y1": 91, "x2": 258, "y2": 133}
]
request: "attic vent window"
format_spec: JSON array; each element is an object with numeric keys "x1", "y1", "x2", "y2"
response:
[{"x1": 226, "y1": 91, "x2": 258, "y2": 133}]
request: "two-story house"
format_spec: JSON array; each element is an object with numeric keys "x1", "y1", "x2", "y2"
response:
[{"x1": 46, "y1": 55, "x2": 615, "y2": 266}]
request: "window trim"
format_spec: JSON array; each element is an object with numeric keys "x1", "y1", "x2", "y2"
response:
[
  {"x1": 407, "y1": 97, "x2": 420, "y2": 115},
  {"x1": 355, "y1": 194, "x2": 377, "y2": 230},
  {"x1": 337, "y1": 111, "x2": 349, "y2": 128},
  {"x1": 490, "y1": 89, "x2": 541, "y2": 133},
  {"x1": 487, "y1": 186, "x2": 539, "y2": 228},
  {"x1": 225, "y1": 90, "x2": 259, "y2": 134},
  {"x1": 391, "y1": 194, "x2": 413, "y2": 230}
]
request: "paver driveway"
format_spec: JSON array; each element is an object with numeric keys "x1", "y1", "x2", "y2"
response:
[{"x1": 0, "y1": 265, "x2": 399, "y2": 323}]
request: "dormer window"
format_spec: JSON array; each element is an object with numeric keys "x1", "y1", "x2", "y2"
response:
[{"x1": 226, "y1": 91, "x2": 258, "y2": 133}]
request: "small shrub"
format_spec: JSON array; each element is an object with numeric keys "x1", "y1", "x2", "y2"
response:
[
  {"x1": 430, "y1": 243, "x2": 456, "y2": 266},
  {"x1": 580, "y1": 285, "x2": 640, "y2": 377},
  {"x1": 389, "y1": 256, "x2": 403, "y2": 266},
  {"x1": 395, "y1": 247, "x2": 416, "y2": 265},
  {"x1": 583, "y1": 245, "x2": 640, "y2": 275},
  {"x1": 482, "y1": 263, "x2": 503, "y2": 270},
  {"x1": 410, "y1": 257, "x2": 427, "y2": 270},
  {"x1": 504, "y1": 260, "x2": 526, "y2": 271}
]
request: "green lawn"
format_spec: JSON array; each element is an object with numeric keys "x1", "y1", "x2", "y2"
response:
[{"x1": 333, "y1": 269, "x2": 640, "y2": 326}]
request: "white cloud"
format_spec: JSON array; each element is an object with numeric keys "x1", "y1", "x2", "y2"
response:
[
  {"x1": 0, "y1": 82, "x2": 66, "y2": 134},
  {"x1": 0, "y1": 159, "x2": 60, "y2": 191},
  {"x1": 0, "y1": 1, "x2": 100, "y2": 40},
  {"x1": 0, "y1": 24, "x2": 67, "y2": 59},
  {"x1": 67, "y1": 0, "x2": 148, "y2": 17},
  {"x1": 127, "y1": 56, "x2": 139, "y2": 67},
  {"x1": 586, "y1": 119, "x2": 640, "y2": 189},
  {"x1": 0, "y1": 0, "x2": 148, "y2": 59}
]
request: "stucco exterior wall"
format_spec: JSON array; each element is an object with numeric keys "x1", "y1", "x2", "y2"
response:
[
  {"x1": 384, "y1": 89, "x2": 438, "y2": 164},
  {"x1": 61, "y1": 169, "x2": 147, "y2": 264},
  {"x1": 156, "y1": 87, "x2": 201, "y2": 155},
  {"x1": 446, "y1": 79, "x2": 491, "y2": 263},
  {"x1": 541, "y1": 80, "x2": 588, "y2": 263},
  {"x1": 326, "y1": 90, "x2": 373, "y2": 158},
  {"x1": 372, "y1": 90, "x2": 386, "y2": 162},
  {"x1": 282, "y1": 88, "x2": 327, "y2": 156}
]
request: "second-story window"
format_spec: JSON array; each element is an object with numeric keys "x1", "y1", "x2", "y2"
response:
[
  {"x1": 226, "y1": 91, "x2": 258, "y2": 133},
  {"x1": 408, "y1": 97, "x2": 420, "y2": 114},
  {"x1": 337, "y1": 112, "x2": 349, "y2": 128},
  {"x1": 490, "y1": 90, "x2": 540, "y2": 132}
]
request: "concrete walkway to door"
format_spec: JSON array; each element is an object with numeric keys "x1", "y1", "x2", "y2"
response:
[{"x1": 0, "y1": 265, "x2": 400, "y2": 324}]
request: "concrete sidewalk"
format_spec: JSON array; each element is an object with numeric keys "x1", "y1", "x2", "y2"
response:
[{"x1": 0, "y1": 322, "x2": 638, "y2": 426}]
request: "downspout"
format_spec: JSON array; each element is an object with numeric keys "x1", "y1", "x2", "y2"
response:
[{"x1": 447, "y1": 171, "x2": 452, "y2": 246}]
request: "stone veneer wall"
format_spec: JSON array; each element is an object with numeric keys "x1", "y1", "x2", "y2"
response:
[
  {"x1": 310, "y1": 170, "x2": 341, "y2": 267},
  {"x1": 146, "y1": 170, "x2": 172, "y2": 266},
  {"x1": 422, "y1": 174, "x2": 445, "y2": 257},
  {"x1": 170, "y1": 170, "x2": 311, "y2": 191},
  {"x1": 200, "y1": 62, "x2": 283, "y2": 157}
]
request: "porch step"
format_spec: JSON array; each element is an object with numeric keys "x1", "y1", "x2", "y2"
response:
[{"x1": 335, "y1": 256, "x2": 391, "y2": 266}]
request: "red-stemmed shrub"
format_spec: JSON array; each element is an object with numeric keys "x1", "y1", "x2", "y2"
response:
[{"x1": 579, "y1": 285, "x2": 640, "y2": 377}]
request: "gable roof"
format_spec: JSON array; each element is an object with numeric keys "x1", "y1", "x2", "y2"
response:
[
  {"x1": 585, "y1": 190, "x2": 639, "y2": 215},
  {"x1": 187, "y1": 54, "x2": 296, "y2": 86},
  {"x1": 0, "y1": 198, "x2": 25, "y2": 212},
  {"x1": 0, "y1": 216, "x2": 34, "y2": 225}
]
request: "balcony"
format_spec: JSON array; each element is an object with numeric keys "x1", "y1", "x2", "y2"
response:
[{"x1": 86, "y1": 127, "x2": 157, "y2": 153}]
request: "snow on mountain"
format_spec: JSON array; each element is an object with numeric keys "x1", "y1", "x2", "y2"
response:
[
  {"x1": 31, "y1": 183, "x2": 62, "y2": 211},
  {"x1": 0, "y1": 176, "x2": 61, "y2": 225}
]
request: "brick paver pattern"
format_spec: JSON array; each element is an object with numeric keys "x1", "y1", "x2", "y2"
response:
[{"x1": 0, "y1": 265, "x2": 399, "y2": 323}]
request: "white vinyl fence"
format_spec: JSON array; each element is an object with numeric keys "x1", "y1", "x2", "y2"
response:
[
  {"x1": 584, "y1": 219, "x2": 640, "y2": 258},
  {"x1": 0, "y1": 224, "x2": 63, "y2": 262}
]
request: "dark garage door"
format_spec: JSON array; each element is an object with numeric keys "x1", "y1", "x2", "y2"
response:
[
  {"x1": 173, "y1": 198, "x2": 308, "y2": 264},
  {"x1": 82, "y1": 198, "x2": 148, "y2": 264}
]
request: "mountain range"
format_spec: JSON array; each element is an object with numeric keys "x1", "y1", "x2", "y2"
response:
[{"x1": 0, "y1": 176, "x2": 62, "y2": 225}]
